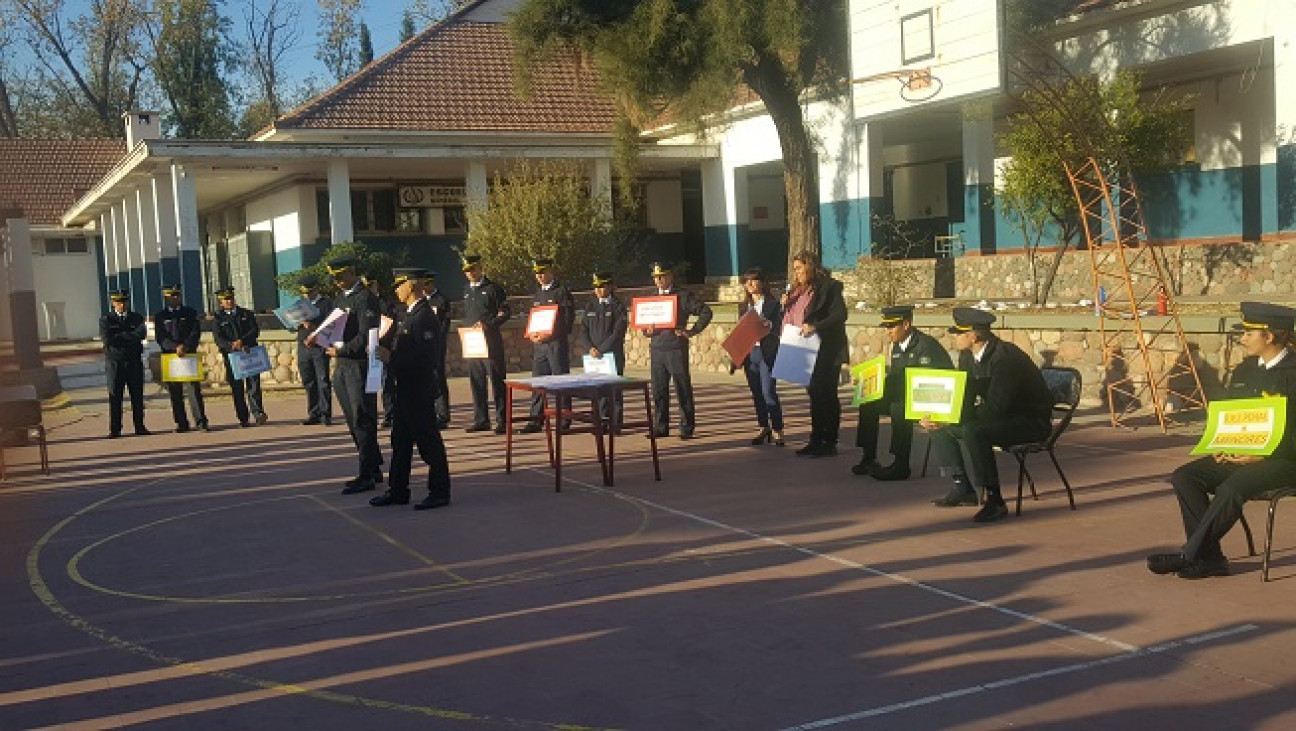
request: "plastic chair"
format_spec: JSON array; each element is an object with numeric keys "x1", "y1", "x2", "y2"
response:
[{"x1": 1237, "y1": 488, "x2": 1296, "y2": 582}]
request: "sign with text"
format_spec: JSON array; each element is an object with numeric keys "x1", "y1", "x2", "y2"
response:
[
  {"x1": 770, "y1": 324, "x2": 820, "y2": 386},
  {"x1": 274, "y1": 298, "x2": 320, "y2": 330},
  {"x1": 1192, "y1": 396, "x2": 1287, "y2": 455},
  {"x1": 851, "y1": 355, "x2": 887, "y2": 407},
  {"x1": 458, "y1": 327, "x2": 489, "y2": 359},
  {"x1": 161, "y1": 354, "x2": 203, "y2": 382},
  {"x1": 525, "y1": 305, "x2": 560, "y2": 338},
  {"x1": 228, "y1": 345, "x2": 272, "y2": 380},
  {"x1": 629, "y1": 296, "x2": 678, "y2": 330},
  {"x1": 904, "y1": 368, "x2": 968, "y2": 424}
]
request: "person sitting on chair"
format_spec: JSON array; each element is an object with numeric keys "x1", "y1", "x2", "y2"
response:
[
  {"x1": 852, "y1": 305, "x2": 952, "y2": 480},
  {"x1": 1148, "y1": 301, "x2": 1296, "y2": 579}
]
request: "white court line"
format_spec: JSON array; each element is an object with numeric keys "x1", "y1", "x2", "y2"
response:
[{"x1": 780, "y1": 624, "x2": 1260, "y2": 729}]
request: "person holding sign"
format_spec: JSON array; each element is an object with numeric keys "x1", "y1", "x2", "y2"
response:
[
  {"x1": 154, "y1": 283, "x2": 209, "y2": 433},
  {"x1": 461, "y1": 253, "x2": 513, "y2": 434},
  {"x1": 213, "y1": 287, "x2": 268, "y2": 428},
  {"x1": 785, "y1": 254, "x2": 848, "y2": 457},
  {"x1": 520, "y1": 257, "x2": 576, "y2": 434},
  {"x1": 641, "y1": 261, "x2": 712, "y2": 439},
  {"x1": 737, "y1": 268, "x2": 785, "y2": 446},
  {"x1": 852, "y1": 305, "x2": 951, "y2": 479},
  {"x1": 923, "y1": 308, "x2": 1052, "y2": 522},
  {"x1": 583, "y1": 271, "x2": 629, "y2": 428},
  {"x1": 100, "y1": 289, "x2": 150, "y2": 438},
  {"x1": 294, "y1": 276, "x2": 334, "y2": 426},
  {"x1": 1148, "y1": 302, "x2": 1296, "y2": 579}
]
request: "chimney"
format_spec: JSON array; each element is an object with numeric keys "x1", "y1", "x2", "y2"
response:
[{"x1": 123, "y1": 111, "x2": 161, "y2": 149}]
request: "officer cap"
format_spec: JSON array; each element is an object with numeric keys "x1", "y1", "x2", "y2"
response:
[
  {"x1": 592, "y1": 271, "x2": 614, "y2": 287},
  {"x1": 532, "y1": 257, "x2": 554, "y2": 273},
  {"x1": 325, "y1": 255, "x2": 359, "y2": 275},
  {"x1": 460, "y1": 253, "x2": 482, "y2": 271},
  {"x1": 879, "y1": 305, "x2": 914, "y2": 327},
  {"x1": 215, "y1": 286, "x2": 235, "y2": 299},
  {"x1": 650, "y1": 261, "x2": 672, "y2": 276},
  {"x1": 109, "y1": 289, "x2": 130, "y2": 303},
  {"x1": 391, "y1": 268, "x2": 428, "y2": 286},
  {"x1": 1235, "y1": 301, "x2": 1296, "y2": 332},
  {"x1": 948, "y1": 307, "x2": 996, "y2": 334},
  {"x1": 161, "y1": 283, "x2": 182, "y2": 296},
  {"x1": 298, "y1": 274, "x2": 319, "y2": 291}
]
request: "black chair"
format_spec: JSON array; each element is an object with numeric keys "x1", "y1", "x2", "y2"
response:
[
  {"x1": 1004, "y1": 367, "x2": 1082, "y2": 516},
  {"x1": 0, "y1": 384, "x2": 49, "y2": 481},
  {"x1": 1237, "y1": 488, "x2": 1296, "y2": 582}
]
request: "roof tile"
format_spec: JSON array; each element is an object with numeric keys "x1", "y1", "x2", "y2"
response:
[{"x1": 0, "y1": 139, "x2": 126, "y2": 225}]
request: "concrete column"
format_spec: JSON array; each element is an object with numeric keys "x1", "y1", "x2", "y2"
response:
[
  {"x1": 3, "y1": 216, "x2": 42, "y2": 369},
  {"x1": 152, "y1": 170, "x2": 180, "y2": 288},
  {"x1": 135, "y1": 184, "x2": 160, "y2": 315},
  {"x1": 326, "y1": 159, "x2": 354, "y2": 244},
  {"x1": 99, "y1": 212, "x2": 120, "y2": 297},
  {"x1": 857, "y1": 121, "x2": 885, "y2": 255},
  {"x1": 120, "y1": 196, "x2": 146, "y2": 313},
  {"x1": 465, "y1": 160, "x2": 488, "y2": 212},
  {"x1": 700, "y1": 158, "x2": 748, "y2": 276},
  {"x1": 171, "y1": 163, "x2": 204, "y2": 309},
  {"x1": 109, "y1": 204, "x2": 128, "y2": 293},
  {"x1": 592, "y1": 158, "x2": 613, "y2": 210},
  {"x1": 961, "y1": 110, "x2": 997, "y2": 254}
]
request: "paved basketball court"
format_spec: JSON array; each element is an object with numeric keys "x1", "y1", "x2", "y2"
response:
[{"x1": 2, "y1": 373, "x2": 1294, "y2": 730}]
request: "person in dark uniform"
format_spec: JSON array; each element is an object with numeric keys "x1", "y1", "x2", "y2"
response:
[
  {"x1": 922, "y1": 307, "x2": 1053, "y2": 523},
  {"x1": 365, "y1": 272, "x2": 399, "y2": 429},
  {"x1": 421, "y1": 272, "x2": 452, "y2": 429},
  {"x1": 583, "y1": 270, "x2": 629, "y2": 428},
  {"x1": 100, "y1": 288, "x2": 150, "y2": 438},
  {"x1": 461, "y1": 253, "x2": 512, "y2": 435},
  {"x1": 641, "y1": 261, "x2": 712, "y2": 439},
  {"x1": 154, "y1": 283, "x2": 209, "y2": 432},
  {"x1": 736, "y1": 268, "x2": 784, "y2": 446},
  {"x1": 295, "y1": 276, "x2": 334, "y2": 426},
  {"x1": 307, "y1": 256, "x2": 384, "y2": 493},
  {"x1": 370, "y1": 269, "x2": 452, "y2": 511},
  {"x1": 1148, "y1": 302, "x2": 1296, "y2": 579},
  {"x1": 786, "y1": 254, "x2": 848, "y2": 457},
  {"x1": 212, "y1": 286, "x2": 268, "y2": 427},
  {"x1": 852, "y1": 305, "x2": 953, "y2": 479},
  {"x1": 520, "y1": 257, "x2": 576, "y2": 433}
]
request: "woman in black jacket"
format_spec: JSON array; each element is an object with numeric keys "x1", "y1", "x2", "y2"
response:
[
  {"x1": 736, "y1": 268, "x2": 785, "y2": 446},
  {"x1": 783, "y1": 254, "x2": 848, "y2": 456}
]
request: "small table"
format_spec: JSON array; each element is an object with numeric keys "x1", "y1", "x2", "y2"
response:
[{"x1": 505, "y1": 374, "x2": 661, "y2": 492}]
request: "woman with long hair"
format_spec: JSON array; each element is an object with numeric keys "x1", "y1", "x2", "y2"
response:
[
  {"x1": 736, "y1": 268, "x2": 784, "y2": 446},
  {"x1": 783, "y1": 254, "x2": 848, "y2": 456}
]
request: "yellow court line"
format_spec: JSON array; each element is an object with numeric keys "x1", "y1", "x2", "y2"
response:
[{"x1": 305, "y1": 494, "x2": 469, "y2": 583}]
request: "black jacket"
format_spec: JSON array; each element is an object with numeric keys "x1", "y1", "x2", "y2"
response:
[
  {"x1": 100, "y1": 310, "x2": 147, "y2": 361},
  {"x1": 389, "y1": 299, "x2": 444, "y2": 399},
  {"x1": 583, "y1": 295, "x2": 629, "y2": 359},
  {"x1": 958, "y1": 335, "x2": 1052, "y2": 423},
  {"x1": 739, "y1": 295, "x2": 782, "y2": 368},
  {"x1": 212, "y1": 306, "x2": 261, "y2": 354},
  {"x1": 154, "y1": 306, "x2": 202, "y2": 354},
  {"x1": 1225, "y1": 354, "x2": 1296, "y2": 462},
  {"x1": 333, "y1": 282, "x2": 383, "y2": 360},
  {"x1": 646, "y1": 287, "x2": 712, "y2": 352},
  {"x1": 801, "y1": 274, "x2": 848, "y2": 367},
  {"x1": 885, "y1": 328, "x2": 953, "y2": 399},
  {"x1": 531, "y1": 280, "x2": 576, "y2": 342}
]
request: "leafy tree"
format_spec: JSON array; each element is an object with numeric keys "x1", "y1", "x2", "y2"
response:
[
  {"x1": 145, "y1": 0, "x2": 236, "y2": 138},
  {"x1": 510, "y1": 0, "x2": 848, "y2": 272},
  {"x1": 405, "y1": 0, "x2": 466, "y2": 26},
  {"x1": 275, "y1": 240, "x2": 403, "y2": 298},
  {"x1": 398, "y1": 9, "x2": 415, "y2": 42},
  {"x1": 464, "y1": 160, "x2": 643, "y2": 293},
  {"x1": 241, "y1": 0, "x2": 302, "y2": 123},
  {"x1": 358, "y1": 21, "x2": 373, "y2": 67},
  {"x1": 316, "y1": 0, "x2": 363, "y2": 82}
]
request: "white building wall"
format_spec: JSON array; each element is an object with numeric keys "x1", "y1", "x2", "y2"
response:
[
  {"x1": 31, "y1": 232, "x2": 103, "y2": 340},
  {"x1": 247, "y1": 185, "x2": 307, "y2": 253}
]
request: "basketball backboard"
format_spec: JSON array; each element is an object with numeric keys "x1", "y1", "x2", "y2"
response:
[{"x1": 849, "y1": 0, "x2": 1004, "y2": 118}]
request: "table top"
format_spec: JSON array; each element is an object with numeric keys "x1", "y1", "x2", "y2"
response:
[{"x1": 505, "y1": 374, "x2": 648, "y2": 392}]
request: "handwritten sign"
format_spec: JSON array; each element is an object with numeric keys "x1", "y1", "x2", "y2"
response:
[
  {"x1": 630, "y1": 296, "x2": 678, "y2": 330},
  {"x1": 1192, "y1": 396, "x2": 1287, "y2": 455},
  {"x1": 903, "y1": 368, "x2": 968, "y2": 423},
  {"x1": 525, "y1": 305, "x2": 560, "y2": 338},
  {"x1": 851, "y1": 355, "x2": 886, "y2": 406}
]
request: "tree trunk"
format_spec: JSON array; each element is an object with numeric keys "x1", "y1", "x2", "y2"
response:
[{"x1": 745, "y1": 54, "x2": 822, "y2": 273}]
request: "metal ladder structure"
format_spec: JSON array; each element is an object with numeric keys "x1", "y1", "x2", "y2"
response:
[{"x1": 1064, "y1": 157, "x2": 1207, "y2": 431}]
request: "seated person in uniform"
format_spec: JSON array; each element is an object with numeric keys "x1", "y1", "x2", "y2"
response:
[{"x1": 1148, "y1": 301, "x2": 1296, "y2": 579}]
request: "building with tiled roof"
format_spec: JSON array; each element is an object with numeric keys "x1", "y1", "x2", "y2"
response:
[{"x1": 0, "y1": 139, "x2": 126, "y2": 225}]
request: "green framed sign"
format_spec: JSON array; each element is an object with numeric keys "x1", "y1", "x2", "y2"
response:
[
  {"x1": 1191, "y1": 396, "x2": 1287, "y2": 456},
  {"x1": 850, "y1": 355, "x2": 887, "y2": 407},
  {"x1": 904, "y1": 368, "x2": 968, "y2": 424}
]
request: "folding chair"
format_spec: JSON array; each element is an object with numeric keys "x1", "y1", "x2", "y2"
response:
[
  {"x1": 1004, "y1": 367, "x2": 1082, "y2": 516},
  {"x1": 0, "y1": 385, "x2": 49, "y2": 481},
  {"x1": 1237, "y1": 488, "x2": 1296, "y2": 582}
]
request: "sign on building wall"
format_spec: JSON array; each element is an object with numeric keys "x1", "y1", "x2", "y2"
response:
[{"x1": 398, "y1": 185, "x2": 467, "y2": 207}]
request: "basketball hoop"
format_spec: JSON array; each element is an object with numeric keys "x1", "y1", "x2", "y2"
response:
[{"x1": 899, "y1": 68, "x2": 942, "y2": 102}]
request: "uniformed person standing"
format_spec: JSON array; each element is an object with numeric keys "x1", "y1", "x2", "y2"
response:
[
  {"x1": 461, "y1": 254, "x2": 512, "y2": 434},
  {"x1": 1148, "y1": 302, "x2": 1296, "y2": 579},
  {"x1": 583, "y1": 271, "x2": 629, "y2": 427},
  {"x1": 922, "y1": 308, "x2": 1053, "y2": 523},
  {"x1": 213, "y1": 286, "x2": 268, "y2": 427},
  {"x1": 295, "y1": 275, "x2": 334, "y2": 426},
  {"x1": 421, "y1": 272, "x2": 452, "y2": 429},
  {"x1": 520, "y1": 257, "x2": 576, "y2": 433},
  {"x1": 641, "y1": 262, "x2": 712, "y2": 439},
  {"x1": 370, "y1": 268, "x2": 452, "y2": 510},
  {"x1": 100, "y1": 288, "x2": 150, "y2": 438},
  {"x1": 852, "y1": 305, "x2": 952, "y2": 480},
  {"x1": 308, "y1": 256, "x2": 385, "y2": 493},
  {"x1": 154, "y1": 283, "x2": 209, "y2": 432}
]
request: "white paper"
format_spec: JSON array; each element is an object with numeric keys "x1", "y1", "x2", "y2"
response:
[
  {"x1": 310, "y1": 308, "x2": 348, "y2": 347},
  {"x1": 228, "y1": 345, "x2": 272, "y2": 380},
  {"x1": 459, "y1": 328, "x2": 489, "y2": 359},
  {"x1": 379, "y1": 314, "x2": 395, "y2": 339},
  {"x1": 274, "y1": 299, "x2": 320, "y2": 329},
  {"x1": 582, "y1": 353, "x2": 617, "y2": 375},
  {"x1": 771, "y1": 323, "x2": 820, "y2": 386},
  {"x1": 527, "y1": 306, "x2": 559, "y2": 336},
  {"x1": 364, "y1": 328, "x2": 383, "y2": 393},
  {"x1": 631, "y1": 298, "x2": 677, "y2": 328},
  {"x1": 165, "y1": 355, "x2": 201, "y2": 380}
]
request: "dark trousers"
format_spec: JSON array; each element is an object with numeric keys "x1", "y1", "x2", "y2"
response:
[
  {"x1": 298, "y1": 344, "x2": 332, "y2": 419},
  {"x1": 381, "y1": 367, "x2": 397, "y2": 421},
  {"x1": 223, "y1": 352, "x2": 264, "y2": 423},
  {"x1": 387, "y1": 385, "x2": 451, "y2": 502},
  {"x1": 1171, "y1": 456, "x2": 1296, "y2": 561},
  {"x1": 334, "y1": 357, "x2": 383, "y2": 477},
  {"x1": 434, "y1": 366, "x2": 450, "y2": 426},
  {"x1": 651, "y1": 347, "x2": 695, "y2": 434},
  {"x1": 105, "y1": 357, "x2": 146, "y2": 433},
  {"x1": 468, "y1": 355, "x2": 507, "y2": 427},
  {"x1": 529, "y1": 339, "x2": 571, "y2": 421},
  {"x1": 930, "y1": 415, "x2": 1050, "y2": 490},
  {"x1": 596, "y1": 351, "x2": 626, "y2": 428},
  {"x1": 743, "y1": 352, "x2": 783, "y2": 430},
  {"x1": 805, "y1": 358, "x2": 842, "y2": 445},
  {"x1": 165, "y1": 380, "x2": 206, "y2": 427},
  {"x1": 855, "y1": 396, "x2": 912, "y2": 464}
]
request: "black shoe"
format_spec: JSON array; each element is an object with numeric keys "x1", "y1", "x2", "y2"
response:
[
  {"x1": 436, "y1": 419, "x2": 450, "y2": 430},
  {"x1": 414, "y1": 496, "x2": 451, "y2": 511},
  {"x1": 239, "y1": 421, "x2": 252, "y2": 428},
  {"x1": 972, "y1": 498, "x2": 1009, "y2": 523},
  {"x1": 369, "y1": 491, "x2": 410, "y2": 507},
  {"x1": 851, "y1": 459, "x2": 881, "y2": 476},
  {"x1": 518, "y1": 422, "x2": 544, "y2": 434},
  {"x1": 679, "y1": 431, "x2": 695, "y2": 440},
  {"x1": 932, "y1": 487, "x2": 979, "y2": 507},
  {"x1": 197, "y1": 421, "x2": 211, "y2": 432},
  {"x1": 1147, "y1": 552, "x2": 1191, "y2": 575},
  {"x1": 807, "y1": 443, "x2": 837, "y2": 457},
  {"x1": 649, "y1": 428, "x2": 668, "y2": 438},
  {"x1": 134, "y1": 428, "x2": 152, "y2": 436},
  {"x1": 380, "y1": 419, "x2": 393, "y2": 429},
  {"x1": 323, "y1": 417, "x2": 333, "y2": 426},
  {"x1": 301, "y1": 417, "x2": 322, "y2": 426},
  {"x1": 175, "y1": 424, "x2": 191, "y2": 433},
  {"x1": 872, "y1": 463, "x2": 911, "y2": 481},
  {"x1": 493, "y1": 423, "x2": 508, "y2": 435},
  {"x1": 255, "y1": 413, "x2": 269, "y2": 426},
  {"x1": 107, "y1": 431, "x2": 121, "y2": 439},
  {"x1": 341, "y1": 479, "x2": 377, "y2": 495},
  {"x1": 1177, "y1": 558, "x2": 1229, "y2": 579},
  {"x1": 751, "y1": 427, "x2": 772, "y2": 446},
  {"x1": 795, "y1": 441, "x2": 820, "y2": 456},
  {"x1": 465, "y1": 423, "x2": 491, "y2": 433}
]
